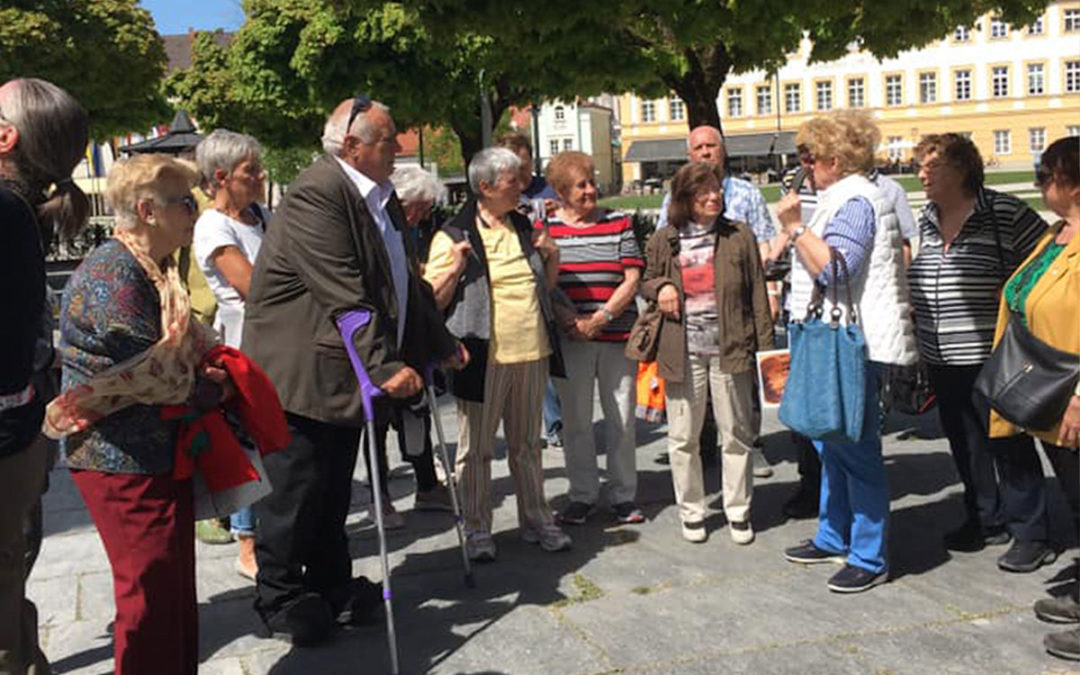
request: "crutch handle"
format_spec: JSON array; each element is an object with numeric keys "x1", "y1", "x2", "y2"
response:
[{"x1": 336, "y1": 309, "x2": 384, "y2": 419}]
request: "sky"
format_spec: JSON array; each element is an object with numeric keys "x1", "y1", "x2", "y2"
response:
[{"x1": 141, "y1": 0, "x2": 245, "y2": 35}]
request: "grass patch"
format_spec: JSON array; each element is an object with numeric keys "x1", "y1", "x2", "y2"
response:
[
  {"x1": 599, "y1": 194, "x2": 664, "y2": 210},
  {"x1": 551, "y1": 573, "x2": 605, "y2": 608},
  {"x1": 630, "y1": 586, "x2": 653, "y2": 595}
]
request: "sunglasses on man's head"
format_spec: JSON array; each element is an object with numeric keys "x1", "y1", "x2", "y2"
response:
[{"x1": 346, "y1": 93, "x2": 373, "y2": 134}]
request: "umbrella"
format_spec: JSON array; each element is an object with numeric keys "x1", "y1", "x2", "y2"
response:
[{"x1": 120, "y1": 110, "x2": 203, "y2": 155}]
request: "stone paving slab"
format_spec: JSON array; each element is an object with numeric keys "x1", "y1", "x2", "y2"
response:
[{"x1": 28, "y1": 401, "x2": 1080, "y2": 674}]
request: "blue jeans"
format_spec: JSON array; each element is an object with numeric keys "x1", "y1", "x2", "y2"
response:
[
  {"x1": 230, "y1": 506, "x2": 255, "y2": 536},
  {"x1": 543, "y1": 378, "x2": 562, "y2": 440},
  {"x1": 812, "y1": 362, "x2": 889, "y2": 574}
]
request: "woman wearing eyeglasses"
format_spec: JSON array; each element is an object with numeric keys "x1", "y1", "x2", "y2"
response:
[
  {"x1": 192, "y1": 129, "x2": 268, "y2": 579},
  {"x1": 906, "y1": 133, "x2": 1052, "y2": 573},
  {"x1": 984, "y1": 136, "x2": 1080, "y2": 661},
  {"x1": 49, "y1": 154, "x2": 225, "y2": 673}
]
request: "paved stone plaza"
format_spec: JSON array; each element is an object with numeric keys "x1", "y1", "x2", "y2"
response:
[{"x1": 28, "y1": 399, "x2": 1080, "y2": 674}]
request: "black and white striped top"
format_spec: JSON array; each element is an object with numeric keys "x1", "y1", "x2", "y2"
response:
[{"x1": 907, "y1": 188, "x2": 1047, "y2": 366}]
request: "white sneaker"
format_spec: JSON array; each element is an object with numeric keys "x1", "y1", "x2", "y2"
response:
[
  {"x1": 729, "y1": 520, "x2": 755, "y2": 545},
  {"x1": 751, "y1": 447, "x2": 773, "y2": 478},
  {"x1": 466, "y1": 531, "x2": 497, "y2": 562},
  {"x1": 681, "y1": 520, "x2": 708, "y2": 543},
  {"x1": 522, "y1": 524, "x2": 572, "y2": 552}
]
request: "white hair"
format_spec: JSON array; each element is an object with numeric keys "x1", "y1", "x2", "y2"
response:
[
  {"x1": 321, "y1": 100, "x2": 390, "y2": 155},
  {"x1": 467, "y1": 147, "x2": 522, "y2": 194},
  {"x1": 390, "y1": 165, "x2": 445, "y2": 206},
  {"x1": 195, "y1": 129, "x2": 262, "y2": 183}
]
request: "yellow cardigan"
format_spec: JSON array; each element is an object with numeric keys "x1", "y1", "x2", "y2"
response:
[{"x1": 988, "y1": 222, "x2": 1080, "y2": 444}]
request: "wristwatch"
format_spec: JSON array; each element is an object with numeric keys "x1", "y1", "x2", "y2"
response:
[
  {"x1": 790, "y1": 225, "x2": 807, "y2": 243},
  {"x1": 601, "y1": 308, "x2": 615, "y2": 323}
]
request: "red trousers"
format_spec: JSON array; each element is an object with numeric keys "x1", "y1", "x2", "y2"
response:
[{"x1": 71, "y1": 470, "x2": 197, "y2": 675}]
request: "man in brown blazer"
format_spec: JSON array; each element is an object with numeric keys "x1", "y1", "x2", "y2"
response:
[{"x1": 243, "y1": 96, "x2": 462, "y2": 646}]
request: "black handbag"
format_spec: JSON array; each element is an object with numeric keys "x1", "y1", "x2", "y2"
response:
[
  {"x1": 880, "y1": 362, "x2": 936, "y2": 416},
  {"x1": 974, "y1": 311, "x2": 1080, "y2": 431}
]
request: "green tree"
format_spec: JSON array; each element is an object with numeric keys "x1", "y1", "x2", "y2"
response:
[
  {"x1": 390, "y1": 0, "x2": 1048, "y2": 132},
  {"x1": 0, "y1": 0, "x2": 170, "y2": 139}
]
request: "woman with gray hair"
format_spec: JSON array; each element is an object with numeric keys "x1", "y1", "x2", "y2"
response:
[
  {"x1": 0, "y1": 75, "x2": 88, "y2": 675},
  {"x1": 192, "y1": 128, "x2": 268, "y2": 579},
  {"x1": 423, "y1": 146, "x2": 570, "y2": 562},
  {"x1": 391, "y1": 164, "x2": 445, "y2": 227}
]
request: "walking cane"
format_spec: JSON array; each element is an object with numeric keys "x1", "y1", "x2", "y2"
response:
[
  {"x1": 425, "y1": 363, "x2": 476, "y2": 588},
  {"x1": 337, "y1": 310, "x2": 400, "y2": 675}
]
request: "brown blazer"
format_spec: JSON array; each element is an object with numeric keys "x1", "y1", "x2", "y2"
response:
[
  {"x1": 243, "y1": 155, "x2": 457, "y2": 426},
  {"x1": 641, "y1": 218, "x2": 774, "y2": 383}
]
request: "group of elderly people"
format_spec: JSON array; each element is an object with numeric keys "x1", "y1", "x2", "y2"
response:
[{"x1": 5, "y1": 72, "x2": 1079, "y2": 669}]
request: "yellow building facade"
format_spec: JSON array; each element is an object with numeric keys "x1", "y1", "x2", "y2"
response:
[{"x1": 618, "y1": 1, "x2": 1080, "y2": 183}]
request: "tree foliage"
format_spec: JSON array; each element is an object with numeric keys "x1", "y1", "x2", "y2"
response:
[
  {"x1": 0, "y1": 0, "x2": 170, "y2": 139},
  {"x1": 391, "y1": 0, "x2": 1048, "y2": 131}
]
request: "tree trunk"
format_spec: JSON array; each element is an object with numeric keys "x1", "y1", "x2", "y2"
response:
[
  {"x1": 663, "y1": 42, "x2": 733, "y2": 134},
  {"x1": 452, "y1": 95, "x2": 511, "y2": 185}
]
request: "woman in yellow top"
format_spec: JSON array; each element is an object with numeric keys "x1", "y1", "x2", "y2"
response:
[
  {"x1": 987, "y1": 136, "x2": 1080, "y2": 661},
  {"x1": 424, "y1": 147, "x2": 571, "y2": 562}
]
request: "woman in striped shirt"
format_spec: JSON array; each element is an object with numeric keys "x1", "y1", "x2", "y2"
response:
[
  {"x1": 907, "y1": 133, "x2": 1052, "y2": 573},
  {"x1": 544, "y1": 151, "x2": 646, "y2": 526}
]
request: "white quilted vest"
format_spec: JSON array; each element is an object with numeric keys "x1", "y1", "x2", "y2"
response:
[{"x1": 790, "y1": 174, "x2": 917, "y2": 366}]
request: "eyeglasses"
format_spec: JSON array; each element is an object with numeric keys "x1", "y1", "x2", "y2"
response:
[
  {"x1": 1034, "y1": 166, "x2": 1054, "y2": 188},
  {"x1": 796, "y1": 145, "x2": 815, "y2": 166},
  {"x1": 163, "y1": 194, "x2": 198, "y2": 215},
  {"x1": 345, "y1": 93, "x2": 373, "y2": 135}
]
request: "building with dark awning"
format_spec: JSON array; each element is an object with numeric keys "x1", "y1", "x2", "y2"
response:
[{"x1": 623, "y1": 131, "x2": 796, "y2": 182}]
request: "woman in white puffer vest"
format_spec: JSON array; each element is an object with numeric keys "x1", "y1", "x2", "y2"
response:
[{"x1": 773, "y1": 110, "x2": 917, "y2": 594}]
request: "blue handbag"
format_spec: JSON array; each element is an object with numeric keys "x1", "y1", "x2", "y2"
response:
[{"x1": 779, "y1": 250, "x2": 868, "y2": 443}]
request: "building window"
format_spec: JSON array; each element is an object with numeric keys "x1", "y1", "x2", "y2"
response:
[
  {"x1": 554, "y1": 105, "x2": 565, "y2": 123},
  {"x1": 992, "y1": 66, "x2": 1009, "y2": 97},
  {"x1": 1067, "y1": 61, "x2": 1080, "y2": 93},
  {"x1": 1027, "y1": 16, "x2": 1044, "y2": 35},
  {"x1": 1068, "y1": 126, "x2": 1080, "y2": 137},
  {"x1": 919, "y1": 72, "x2": 937, "y2": 103},
  {"x1": 669, "y1": 97, "x2": 685, "y2": 121},
  {"x1": 847, "y1": 78, "x2": 865, "y2": 107},
  {"x1": 784, "y1": 83, "x2": 800, "y2": 113},
  {"x1": 989, "y1": 16, "x2": 1009, "y2": 38},
  {"x1": 1066, "y1": 9, "x2": 1080, "y2": 32},
  {"x1": 561, "y1": 138, "x2": 572, "y2": 151},
  {"x1": 954, "y1": 25, "x2": 969, "y2": 41},
  {"x1": 1027, "y1": 63, "x2": 1045, "y2": 95},
  {"x1": 887, "y1": 136, "x2": 904, "y2": 161},
  {"x1": 549, "y1": 140, "x2": 559, "y2": 156},
  {"x1": 640, "y1": 99, "x2": 655, "y2": 123},
  {"x1": 727, "y1": 88, "x2": 743, "y2": 117},
  {"x1": 955, "y1": 70, "x2": 972, "y2": 101},
  {"x1": 1029, "y1": 128, "x2": 1046, "y2": 153},
  {"x1": 994, "y1": 130, "x2": 1011, "y2": 155},
  {"x1": 756, "y1": 86, "x2": 772, "y2": 115},
  {"x1": 885, "y1": 75, "x2": 903, "y2": 106},
  {"x1": 815, "y1": 81, "x2": 833, "y2": 110}
]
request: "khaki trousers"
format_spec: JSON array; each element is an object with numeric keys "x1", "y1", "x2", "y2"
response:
[
  {"x1": 0, "y1": 436, "x2": 51, "y2": 675},
  {"x1": 455, "y1": 358, "x2": 554, "y2": 534},
  {"x1": 664, "y1": 354, "x2": 755, "y2": 524}
]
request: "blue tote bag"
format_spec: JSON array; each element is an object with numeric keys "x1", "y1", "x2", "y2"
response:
[{"x1": 779, "y1": 250, "x2": 868, "y2": 443}]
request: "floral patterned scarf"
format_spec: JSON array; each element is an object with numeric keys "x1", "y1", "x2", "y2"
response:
[{"x1": 43, "y1": 229, "x2": 218, "y2": 439}]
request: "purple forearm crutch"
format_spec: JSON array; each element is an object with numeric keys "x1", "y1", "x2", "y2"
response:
[{"x1": 337, "y1": 309, "x2": 400, "y2": 675}]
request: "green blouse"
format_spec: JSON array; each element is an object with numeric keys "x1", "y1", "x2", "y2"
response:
[{"x1": 1004, "y1": 240, "x2": 1066, "y2": 325}]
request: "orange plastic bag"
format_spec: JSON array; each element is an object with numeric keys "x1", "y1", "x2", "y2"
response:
[{"x1": 635, "y1": 361, "x2": 666, "y2": 423}]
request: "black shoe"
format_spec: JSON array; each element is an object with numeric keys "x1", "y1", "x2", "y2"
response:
[
  {"x1": 784, "y1": 540, "x2": 845, "y2": 565},
  {"x1": 997, "y1": 540, "x2": 1058, "y2": 573},
  {"x1": 262, "y1": 592, "x2": 335, "y2": 647},
  {"x1": 827, "y1": 564, "x2": 889, "y2": 593},
  {"x1": 944, "y1": 521, "x2": 1010, "y2": 552},
  {"x1": 782, "y1": 488, "x2": 819, "y2": 520},
  {"x1": 1035, "y1": 597, "x2": 1080, "y2": 624},
  {"x1": 556, "y1": 501, "x2": 593, "y2": 525},
  {"x1": 326, "y1": 577, "x2": 383, "y2": 626},
  {"x1": 1045, "y1": 627, "x2": 1080, "y2": 661}
]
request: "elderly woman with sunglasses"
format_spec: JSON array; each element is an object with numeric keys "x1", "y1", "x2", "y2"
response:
[
  {"x1": 982, "y1": 136, "x2": 1080, "y2": 661},
  {"x1": 906, "y1": 133, "x2": 1052, "y2": 574},
  {"x1": 773, "y1": 110, "x2": 917, "y2": 594},
  {"x1": 47, "y1": 154, "x2": 225, "y2": 674}
]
